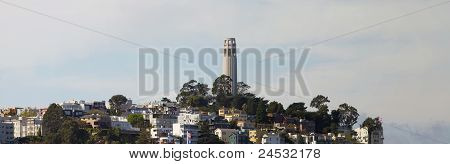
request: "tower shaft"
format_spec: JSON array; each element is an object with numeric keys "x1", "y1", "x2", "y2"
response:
[{"x1": 223, "y1": 38, "x2": 237, "y2": 95}]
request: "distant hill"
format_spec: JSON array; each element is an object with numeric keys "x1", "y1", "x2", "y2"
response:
[{"x1": 383, "y1": 122, "x2": 450, "y2": 144}]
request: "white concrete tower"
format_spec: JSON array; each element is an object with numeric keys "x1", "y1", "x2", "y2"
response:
[{"x1": 223, "y1": 38, "x2": 237, "y2": 95}]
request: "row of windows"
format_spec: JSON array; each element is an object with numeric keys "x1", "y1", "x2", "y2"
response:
[
  {"x1": 0, "y1": 126, "x2": 14, "y2": 129},
  {"x1": 0, "y1": 131, "x2": 14, "y2": 134}
]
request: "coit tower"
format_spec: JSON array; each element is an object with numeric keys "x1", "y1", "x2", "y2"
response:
[{"x1": 223, "y1": 38, "x2": 237, "y2": 95}]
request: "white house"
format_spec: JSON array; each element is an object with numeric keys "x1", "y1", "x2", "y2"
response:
[
  {"x1": 177, "y1": 113, "x2": 201, "y2": 125},
  {"x1": 354, "y1": 127, "x2": 369, "y2": 144},
  {"x1": 354, "y1": 127, "x2": 384, "y2": 144},
  {"x1": 60, "y1": 100, "x2": 83, "y2": 111},
  {"x1": 110, "y1": 116, "x2": 139, "y2": 132}
]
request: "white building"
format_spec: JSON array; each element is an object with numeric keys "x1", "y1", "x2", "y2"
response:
[
  {"x1": 79, "y1": 101, "x2": 92, "y2": 111},
  {"x1": 177, "y1": 113, "x2": 201, "y2": 125},
  {"x1": 148, "y1": 114, "x2": 177, "y2": 139},
  {"x1": 354, "y1": 127, "x2": 369, "y2": 144},
  {"x1": 12, "y1": 117, "x2": 42, "y2": 138},
  {"x1": 172, "y1": 123, "x2": 199, "y2": 144},
  {"x1": 110, "y1": 116, "x2": 139, "y2": 132},
  {"x1": 262, "y1": 133, "x2": 281, "y2": 144},
  {"x1": 302, "y1": 133, "x2": 334, "y2": 144},
  {"x1": 354, "y1": 127, "x2": 384, "y2": 144},
  {"x1": 60, "y1": 100, "x2": 83, "y2": 111}
]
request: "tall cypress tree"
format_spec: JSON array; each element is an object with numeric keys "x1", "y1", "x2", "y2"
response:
[
  {"x1": 255, "y1": 100, "x2": 268, "y2": 124},
  {"x1": 42, "y1": 103, "x2": 65, "y2": 144}
]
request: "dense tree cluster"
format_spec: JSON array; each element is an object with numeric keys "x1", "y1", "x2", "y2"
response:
[
  {"x1": 34, "y1": 75, "x2": 373, "y2": 144},
  {"x1": 42, "y1": 104, "x2": 89, "y2": 144},
  {"x1": 176, "y1": 75, "x2": 362, "y2": 134},
  {"x1": 176, "y1": 80, "x2": 210, "y2": 107},
  {"x1": 127, "y1": 114, "x2": 145, "y2": 128},
  {"x1": 197, "y1": 121, "x2": 225, "y2": 144}
]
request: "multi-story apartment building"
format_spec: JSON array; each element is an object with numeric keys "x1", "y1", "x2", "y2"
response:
[
  {"x1": 172, "y1": 123, "x2": 199, "y2": 144},
  {"x1": 177, "y1": 113, "x2": 202, "y2": 125},
  {"x1": 12, "y1": 117, "x2": 42, "y2": 138},
  {"x1": 0, "y1": 116, "x2": 42, "y2": 143},
  {"x1": 92, "y1": 101, "x2": 107, "y2": 111},
  {"x1": 60, "y1": 101, "x2": 85, "y2": 117},
  {"x1": 0, "y1": 117, "x2": 15, "y2": 144},
  {"x1": 148, "y1": 114, "x2": 177, "y2": 139}
]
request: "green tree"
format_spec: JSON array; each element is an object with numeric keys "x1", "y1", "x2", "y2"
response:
[
  {"x1": 108, "y1": 95, "x2": 128, "y2": 116},
  {"x1": 14, "y1": 136, "x2": 43, "y2": 144},
  {"x1": 314, "y1": 112, "x2": 332, "y2": 133},
  {"x1": 136, "y1": 129, "x2": 152, "y2": 144},
  {"x1": 197, "y1": 121, "x2": 225, "y2": 144},
  {"x1": 212, "y1": 75, "x2": 232, "y2": 96},
  {"x1": 176, "y1": 80, "x2": 210, "y2": 107},
  {"x1": 331, "y1": 110, "x2": 340, "y2": 124},
  {"x1": 87, "y1": 128, "x2": 102, "y2": 144},
  {"x1": 327, "y1": 110, "x2": 341, "y2": 133},
  {"x1": 255, "y1": 100, "x2": 269, "y2": 124},
  {"x1": 243, "y1": 97, "x2": 264, "y2": 115},
  {"x1": 42, "y1": 103, "x2": 65, "y2": 144},
  {"x1": 285, "y1": 102, "x2": 307, "y2": 118},
  {"x1": 309, "y1": 95, "x2": 333, "y2": 133},
  {"x1": 267, "y1": 101, "x2": 284, "y2": 115},
  {"x1": 231, "y1": 95, "x2": 250, "y2": 110},
  {"x1": 161, "y1": 97, "x2": 172, "y2": 103},
  {"x1": 127, "y1": 114, "x2": 145, "y2": 128},
  {"x1": 237, "y1": 82, "x2": 250, "y2": 95},
  {"x1": 103, "y1": 128, "x2": 121, "y2": 144},
  {"x1": 362, "y1": 117, "x2": 383, "y2": 144},
  {"x1": 212, "y1": 75, "x2": 234, "y2": 107},
  {"x1": 58, "y1": 118, "x2": 89, "y2": 144},
  {"x1": 310, "y1": 95, "x2": 330, "y2": 113},
  {"x1": 20, "y1": 110, "x2": 37, "y2": 117},
  {"x1": 337, "y1": 103, "x2": 359, "y2": 128},
  {"x1": 187, "y1": 96, "x2": 209, "y2": 107},
  {"x1": 215, "y1": 94, "x2": 233, "y2": 108}
]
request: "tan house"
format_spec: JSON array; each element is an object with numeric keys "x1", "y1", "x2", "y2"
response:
[
  {"x1": 219, "y1": 107, "x2": 247, "y2": 122},
  {"x1": 80, "y1": 114, "x2": 111, "y2": 129},
  {"x1": 249, "y1": 130, "x2": 267, "y2": 144}
]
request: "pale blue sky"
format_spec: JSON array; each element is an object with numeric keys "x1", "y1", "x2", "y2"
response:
[{"x1": 1, "y1": 0, "x2": 450, "y2": 142}]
